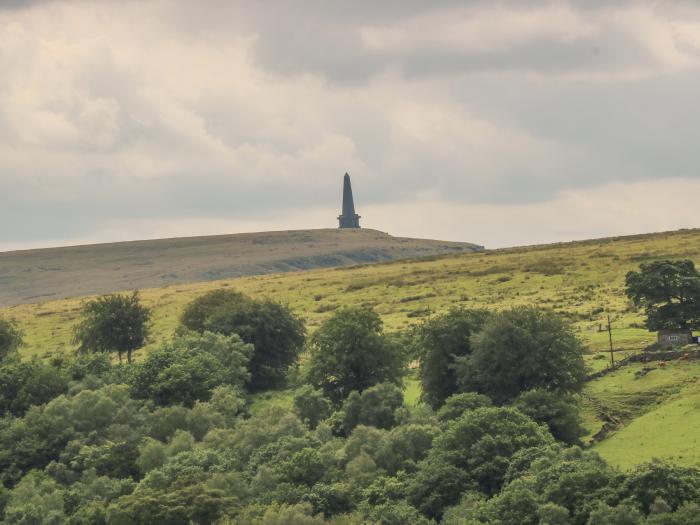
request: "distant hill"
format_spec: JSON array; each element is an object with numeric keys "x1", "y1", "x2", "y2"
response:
[{"x1": 0, "y1": 229, "x2": 482, "y2": 307}]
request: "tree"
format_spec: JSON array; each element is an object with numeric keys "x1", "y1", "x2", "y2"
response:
[
  {"x1": 415, "y1": 309, "x2": 490, "y2": 409},
  {"x1": 455, "y1": 306, "x2": 587, "y2": 404},
  {"x1": 625, "y1": 260, "x2": 700, "y2": 331},
  {"x1": 0, "y1": 317, "x2": 23, "y2": 362},
  {"x1": 306, "y1": 307, "x2": 405, "y2": 405},
  {"x1": 73, "y1": 292, "x2": 151, "y2": 364},
  {"x1": 513, "y1": 390, "x2": 585, "y2": 445},
  {"x1": 436, "y1": 393, "x2": 492, "y2": 423},
  {"x1": 587, "y1": 502, "x2": 642, "y2": 525},
  {"x1": 129, "y1": 331, "x2": 252, "y2": 407},
  {"x1": 181, "y1": 289, "x2": 306, "y2": 390},
  {"x1": 293, "y1": 386, "x2": 332, "y2": 430},
  {"x1": 619, "y1": 460, "x2": 700, "y2": 514},
  {"x1": 340, "y1": 382, "x2": 404, "y2": 432},
  {"x1": 0, "y1": 360, "x2": 69, "y2": 417},
  {"x1": 407, "y1": 407, "x2": 553, "y2": 520}
]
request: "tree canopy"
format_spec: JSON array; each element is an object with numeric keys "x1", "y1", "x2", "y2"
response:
[
  {"x1": 0, "y1": 318, "x2": 23, "y2": 362},
  {"x1": 415, "y1": 308, "x2": 490, "y2": 409},
  {"x1": 73, "y1": 292, "x2": 151, "y2": 364},
  {"x1": 305, "y1": 307, "x2": 405, "y2": 405},
  {"x1": 180, "y1": 289, "x2": 305, "y2": 390},
  {"x1": 454, "y1": 306, "x2": 587, "y2": 404},
  {"x1": 625, "y1": 259, "x2": 700, "y2": 331}
]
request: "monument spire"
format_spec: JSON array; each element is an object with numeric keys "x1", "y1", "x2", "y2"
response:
[{"x1": 338, "y1": 173, "x2": 361, "y2": 229}]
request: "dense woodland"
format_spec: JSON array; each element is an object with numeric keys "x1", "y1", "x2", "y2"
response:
[{"x1": 1, "y1": 264, "x2": 700, "y2": 524}]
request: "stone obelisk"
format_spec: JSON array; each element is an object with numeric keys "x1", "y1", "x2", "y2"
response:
[{"x1": 338, "y1": 173, "x2": 361, "y2": 229}]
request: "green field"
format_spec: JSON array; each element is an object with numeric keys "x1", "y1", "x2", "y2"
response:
[{"x1": 4, "y1": 227, "x2": 700, "y2": 469}]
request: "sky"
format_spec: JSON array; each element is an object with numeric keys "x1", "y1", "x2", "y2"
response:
[{"x1": 2, "y1": 0, "x2": 700, "y2": 251}]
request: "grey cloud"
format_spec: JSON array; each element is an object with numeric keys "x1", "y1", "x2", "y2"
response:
[{"x1": 2, "y1": 0, "x2": 700, "y2": 249}]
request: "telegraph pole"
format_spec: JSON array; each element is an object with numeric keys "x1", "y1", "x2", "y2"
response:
[{"x1": 607, "y1": 314, "x2": 615, "y2": 368}]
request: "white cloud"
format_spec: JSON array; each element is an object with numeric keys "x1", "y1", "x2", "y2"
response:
[{"x1": 1, "y1": 1, "x2": 700, "y2": 250}]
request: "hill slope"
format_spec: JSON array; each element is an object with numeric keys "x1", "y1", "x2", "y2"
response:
[
  {"x1": 0, "y1": 228, "x2": 481, "y2": 307},
  {"x1": 5, "y1": 227, "x2": 700, "y2": 470},
  {"x1": 6, "y1": 227, "x2": 700, "y2": 360}
]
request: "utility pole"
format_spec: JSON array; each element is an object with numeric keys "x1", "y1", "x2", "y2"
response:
[{"x1": 607, "y1": 314, "x2": 615, "y2": 368}]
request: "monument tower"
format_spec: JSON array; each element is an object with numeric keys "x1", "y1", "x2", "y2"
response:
[{"x1": 338, "y1": 173, "x2": 361, "y2": 229}]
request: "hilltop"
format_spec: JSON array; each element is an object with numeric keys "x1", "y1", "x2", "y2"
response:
[
  {"x1": 5, "y1": 227, "x2": 700, "y2": 470},
  {"x1": 0, "y1": 228, "x2": 481, "y2": 307}
]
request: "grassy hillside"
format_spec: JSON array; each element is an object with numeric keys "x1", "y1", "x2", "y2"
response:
[
  {"x1": 0, "y1": 228, "x2": 480, "y2": 307},
  {"x1": 584, "y1": 359, "x2": 700, "y2": 468},
  {"x1": 5, "y1": 227, "x2": 700, "y2": 469},
  {"x1": 7, "y1": 227, "x2": 700, "y2": 361}
]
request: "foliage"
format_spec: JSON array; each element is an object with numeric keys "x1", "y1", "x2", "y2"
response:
[
  {"x1": 181, "y1": 289, "x2": 306, "y2": 390},
  {"x1": 436, "y1": 392, "x2": 492, "y2": 423},
  {"x1": 73, "y1": 291, "x2": 151, "y2": 363},
  {"x1": 0, "y1": 317, "x2": 23, "y2": 362},
  {"x1": 619, "y1": 460, "x2": 700, "y2": 514},
  {"x1": 408, "y1": 407, "x2": 553, "y2": 519},
  {"x1": 129, "y1": 331, "x2": 251, "y2": 406},
  {"x1": 513, "y1": 390, "x2": 586, "y2": 445},
  {"x1": 415, "y1": 308, "x2": 490, "y2": 409},
  {"x1": 455, "y1": 306, "x2": 587, "y2": 404},
  {"x1": 306, "y1": 307, "x2": 405, "y2": 405},
  {"x1": 339, "y1": 383, "x2": 404, "y2": 432},
  {"x1": 7, "y1": 281, "x2": 700, "y2": 524},
  {"x1": 293, "y1": 386, "x2": 333, "y2": 430},
  {"x1": 625, "y1": 259, "x2": 700, "y2": 331},
  {"x1": 0, "y1": 360, "x2": 69, "y2": 417}
]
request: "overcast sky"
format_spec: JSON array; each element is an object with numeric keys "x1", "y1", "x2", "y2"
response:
[{"x1": 2, "y1": 0, "x2": 700, "y2": 251}]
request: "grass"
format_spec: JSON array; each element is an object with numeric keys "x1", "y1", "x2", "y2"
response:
[
  {"x1": 6, "y1": 227, "x2": 700, "y2": 468},
  {"x1": 583, "y1": 359, "x2": 700, "y2": 468},
  {"x1": 8, "y1": 227, "x2": 700, "y2": 360}
]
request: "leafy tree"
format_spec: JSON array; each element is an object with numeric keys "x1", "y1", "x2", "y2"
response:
[
  {"x1": 587, "y1": 502, "x2": 643, "y2": 525},
  {"x1": 0, "y1": 360, "x2": 69, "y2": 417},
  {"x1": 340, "y1": 383, "x2": 404, "y2": 432},
  {"x1": 258, "y1": 503, "x2": 325, "y2": 525},
  {"x1": 407, "y1": 459, "x2": 474, "y2": 520},
  {"x1": 513, "y1": 390, "x2": 586, "y2": 445},
  {"x1": 619, "y1": 460, "x2": 700, "y2": 514},
  {"x1": 411, "y1": 407, "x2": 553, "y2": 516},
  {"x1": 375, "y1": 424, "x2": 440, "y2": 475},
  {"x1": 625, "y1": 260, "x2": 700, "y2": 331},
  {"x1": 504, "y1": 446, "x2": 620, "y2": 525},
  {"x1": 306, "y1": 307, "x2": 405, "y2": 405},
  {"x1": 436, "y1": 393, "x2": 492, "y2": 423},
  {"x1": 362, "y1": 500, "x2": 434, "y2": 525},
  {"x1": 0, "y1": 318, "x2": 23, "y2": 362},
  {"x1": 646, "y1": 502, "x2": 700, "y2": 525},
  {"x1": 3, "y1": 471, "x2": 66, "y2": 524},
  {"x1": 293, "y1": 386, "x2": 333, "y2": 430},
  {"x1": 129, "y1": 331, "x2": 252, "y2": 407},
  {"x1": 73, "y1": 291, "x2": 151, "y2": 363},
  {"x1": 415, "y1": 309, "x2": 490, "y2": 409},
  {"x1": 181, "y1": 289, "x2": 306, "y2": 390},
  {"x1": 455, "y1": 307, "x2": 587, "y2": 404}
]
